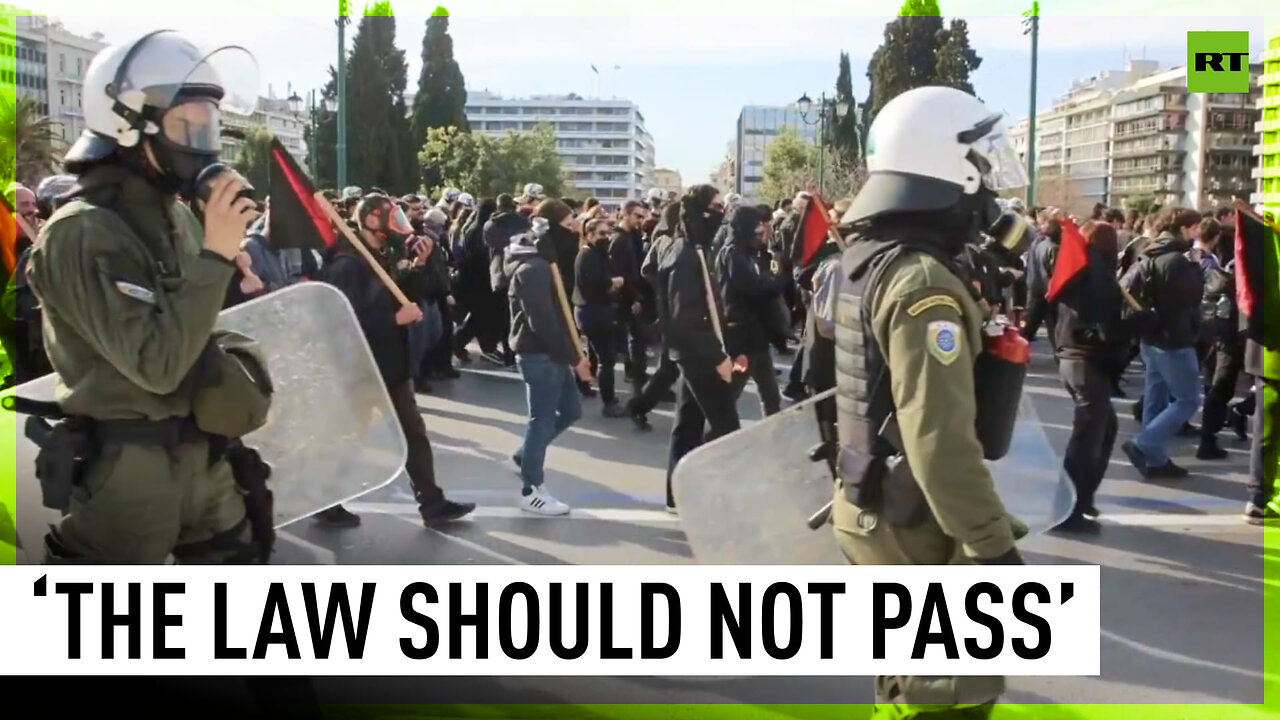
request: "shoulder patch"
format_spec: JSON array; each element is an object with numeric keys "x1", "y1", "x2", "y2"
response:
[
  {"x1": 907, "y1": 294, "x2": 963, "y2": 317},
  {"x1": 926, "y1": 320, "x2": 963, "y2": 366},
  {"x1": 114, "y1": 281, "x2": 156, "y2": 305}
]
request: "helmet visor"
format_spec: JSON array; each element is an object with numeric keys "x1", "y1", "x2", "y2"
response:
[
  {"x1": 115, "y1": 34, "x2": 259, "y2": 117},
  {"x1": 161, "y1": 99, "x2": 221, "y2": 152},
  {"x1": 388, "y1": 206, "x2": 414, "y2": 236},
  {"x1": 975, "y1": 117, "x2": 1029, "y2": 192}
]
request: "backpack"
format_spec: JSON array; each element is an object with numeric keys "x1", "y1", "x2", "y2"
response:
[{"x1": 1119, "y1": 255, "x2": 1160, "y2": 342}]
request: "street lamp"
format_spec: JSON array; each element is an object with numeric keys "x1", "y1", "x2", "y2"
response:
[
  {"x1": 287, "y1": 88, "x2": 330, "y2": 180},
  {"x1": 287, "y1": 92, "x2": 303, "y2": 115},
  {"x1": 796, "y1": 92, "x2": 848, "y2": 197}
]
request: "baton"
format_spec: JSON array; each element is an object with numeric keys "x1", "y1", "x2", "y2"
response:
[{"x1": 807, "y1": 501, "x2": 833, "y2": 530}]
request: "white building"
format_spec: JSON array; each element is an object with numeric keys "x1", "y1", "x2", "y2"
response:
[
  {"x1": 1011, "y1": 59, "x2": 1262, "y2": 212},
  {"x1": 12, "y1": 16, "x2": 106, "y2": 148},
  {"x1": 710, "y1": 141, "x2": 737, "y2": 195},
  {"x1": 1252, "y1": 29, "x2": 1280, "y2": 208},
  {"x1": 220, "y1": 95, "x2": 309, "y2": 170},
  {"x1": 463, "y1": 91, "x2": 656, "y2": 206},
  {"x1": 650, "y1": 168, "x2": 682, "y2": 197},
  {"x1": 735, "y1": 105, "x2": 819, "y2": 203}
]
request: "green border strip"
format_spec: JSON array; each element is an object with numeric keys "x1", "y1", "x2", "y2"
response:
[{"x1": 0, "y1": 3, "x2": 20, "y2": 568}]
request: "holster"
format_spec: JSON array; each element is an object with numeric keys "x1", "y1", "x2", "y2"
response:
[
  {"x1": 25, "y1": 416, "x2": 97, "y2": 514},
  {"x1": 224, "y1": 441, "x2": 275, "y2": 563},
  {"x1": 838, "y1": 414, "x2": 930, "y2": 528}
]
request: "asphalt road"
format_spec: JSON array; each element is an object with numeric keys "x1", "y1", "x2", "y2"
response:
[{"x1": 270, "y1": 341, "x2": 1271, "y2": 707}]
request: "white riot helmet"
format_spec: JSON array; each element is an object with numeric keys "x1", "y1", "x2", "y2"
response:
[
  {"x1": 843, "y1": 86, "x2": 1027, "y2": 225},
  {"x1": 646, "y1": 187, "x2": 664, "y2": 203},
  {"x1": 457, "y1": 192, "x2": 475, "y2": 209},
  {"x1": 66, "y1": 30, "x2": 258, "y2": 193}
]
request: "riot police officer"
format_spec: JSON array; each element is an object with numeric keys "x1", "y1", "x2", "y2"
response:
[
  {"x1": 830, "y1": 86, "x2": 1030, "y2": 719},
  {"x1": 18, "y1": 31, "x2": 269, "y2": 564}
]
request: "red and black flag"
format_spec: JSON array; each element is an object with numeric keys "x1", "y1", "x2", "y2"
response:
[
  {"x1": 1233, "y1": 204, "x2": 1279, "y2": 350},
  {"x1": 797, "y1": 193, "x2": 833, "y2": 268},
  {"x1": 1045, "y1": 216, "x2": 1089, "y2": 303},
  {"x1": 268, "y1": 136, "x2": 336, "y2": 253}
]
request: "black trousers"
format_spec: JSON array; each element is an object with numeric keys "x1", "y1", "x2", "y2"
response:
[
  {"x1": 666, "y1": 359, "x2": 741, "y2": 507},
  {"x1": 617, "y1": 312, "x2": 649, "y2": 381},
  {"x1": 1201, "y1": 339, "x2": 1243, "y2": 440},
  {"x1": 788, "y1": 345, "x2": 806, "y2": 390},
  {"x1": 632, "y1": 349, "x2": 680, "y2": 415},
  {"x1": 730, "y1": 348, "x2": 782, "y2": 416},
  {"x1": 585, "y1": 325, "x2": 618, "y2": 404},
  {"x1": 1249, "y1": 379, "x2": 1277, "y2": 508},
  {"x1": 1023, "y1": 296, "x2": 1057, "y2": 341},
  {"x1": 1059, "y1": 358, "x2": 1118, "y2": 514},
  {"x1": 388, "y1": 379, "x2": 445, "y2": 513}
]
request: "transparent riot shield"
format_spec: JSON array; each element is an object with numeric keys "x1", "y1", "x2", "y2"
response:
[
  {"x1": 5, "y1": 282, "x2": 406, "y2": 564},
  {"x1": 671, "y1": 388, "x2": 1075, "y2": 565}
]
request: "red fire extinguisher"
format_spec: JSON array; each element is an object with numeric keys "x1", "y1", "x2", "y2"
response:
[{"x1": 973, "y1": 320, "x2": 1031, "y2": 461}]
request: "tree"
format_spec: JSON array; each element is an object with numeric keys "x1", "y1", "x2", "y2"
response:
[
  {"x1": 410, "y1": 9, "x2": 469, "y2": 178},
  {"x1": 419, "y1": 123, "x2": 569, "y2": 199},
  {"x1": 759, "y1": 127, "x2": 820, "y2": 207},
  {"x1": 232, "y1": 124, "x2": 274, "y2": 197},
  {"x1": 0, "y1": 95, "x2": 61, "y2": 187},
  {"x1": 832, "y1": 52, "x2": 862, "y2": 163},
  {"x1": 866, "y1": 0, "x2": 982, "y2": 126}
]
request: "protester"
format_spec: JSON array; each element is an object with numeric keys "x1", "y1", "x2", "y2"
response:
[
  {"x1": 716, "y1": 204, "x2": 784, "y2": 416},
  {"x1": 483, "y1": 194, "x2": 529, "y2": 365},
  {"x1": 610, "y1": 200, "x2": 651, "y2": 389},
  {"x1": 505, "y1": 216, "x2": 592, "y2": 515},
  {"x1": 574, "y1": 216, "x2": 628, "y2": 418}
]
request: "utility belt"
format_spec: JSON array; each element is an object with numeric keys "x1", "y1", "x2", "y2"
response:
[{"x1": 2, "y1": 395, "x2": 275, "y2": 563}]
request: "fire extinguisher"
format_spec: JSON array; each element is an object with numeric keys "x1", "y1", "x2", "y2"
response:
[{"x1": 973, "y1": 318, "x2": 1031, "y2": 461}]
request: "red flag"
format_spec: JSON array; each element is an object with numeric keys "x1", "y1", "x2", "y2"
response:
[
  {"x1": 798, "y1": 194, "x2": 833, "y2": 268},
  {"x1": 1045, "y1": 217, "x2": 1088, "y2": 302},
  {"x1": 1234, "y1": 205, "x2": 1280, "y2": 348},
  {"x1": 268, "y1": 136, "x2": 336, "y2": 251}
]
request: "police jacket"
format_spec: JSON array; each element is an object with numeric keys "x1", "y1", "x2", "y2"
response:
[
  {"x1": 27, "y1": 163, "x2": 235, "y2": 420},
  {"x1": 835, "y1": 225, "x2": 1015, "y2": 562}
]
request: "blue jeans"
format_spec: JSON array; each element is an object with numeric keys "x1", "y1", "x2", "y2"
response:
[
  {"x1": 514, "y1": 354, "x2": 582, "y2": 489},
  {"x1": 1134, "y1": 344, "x2": 1202, "y2": 466}
]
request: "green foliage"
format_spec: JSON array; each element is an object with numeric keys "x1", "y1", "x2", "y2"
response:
[
  {"x1": 431, "y1": 5, "x2": 449, "y2": 15},
  {"x1": 411, "y1": 12, "x2": 470, "y2": 175},
  {"x1": 1126, "y1": 195, "x2": 1159, "y2": 216},
  {"x1": 832, "y1": 51, "x2": 862, "y2": 163},
  {"x1": 231, "y1": 124, "x2": 274, "y2": 197},
  {"x1": 0, "y1": 95, "x2": 61, "y2": 188},
  {"x1": 419, "y1": 123, "x2": 568, "y2": 199},
  {"x1": 759, "y1": 127, "x2": 820, "y2": 207},
  {"x1": 867, "y1": 1, "x2": 982, "y2": 125},
  {"x1": 338, "y1": 0, "x2": 352, "y2": 17},
  {"x1": 363, "y1": 1, "x2": 393, "y2": 15}
]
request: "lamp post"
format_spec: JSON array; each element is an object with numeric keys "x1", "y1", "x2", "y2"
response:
[
  {"x1": 797, "y1": 91, "x2": 849, "y2": 197},
  {"x1": 288, "y1": 89, "x2": 338, "y2": 180},
  {"x1": 1023, "y1": 1, "x2": 1040, "y2": 207},
  {"x1": 336, "y1": 13, "x2": 350, "y2": 190}
]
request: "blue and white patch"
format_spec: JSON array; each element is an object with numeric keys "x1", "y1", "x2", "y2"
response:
[
  {"x1": 114, "y1": 281, "x2": 156, "y2": 305},
  {"x1": 926, "y1": 320, "x2": 962, "y2": 366}
]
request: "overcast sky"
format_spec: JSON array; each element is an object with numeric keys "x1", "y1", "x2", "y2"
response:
[{"x1": 42, "y1": 0, "x2": 1274, "y2": 185}]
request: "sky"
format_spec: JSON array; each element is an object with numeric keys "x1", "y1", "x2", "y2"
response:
[{"x1": 44, "y1": 0, "x2": 1274, "y2": 186}]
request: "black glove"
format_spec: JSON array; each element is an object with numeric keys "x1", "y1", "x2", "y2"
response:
[
  {"x1": 975, "y1": 547, "x2": 1025, "y2": 565},
  {"x1": 226, "y1": 442, "x2": 275, "y2": 563}
]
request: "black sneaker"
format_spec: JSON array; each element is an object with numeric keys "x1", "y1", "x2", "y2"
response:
[
  {"x1": 1131, "y1": 400, "x2": 1143, "y2": 424},
  {"x1": 602, "y1": 402, "x2": 628, "y2": 418},
  {"x1": 454, "y1": 348, "x2": 471, "y2": 363},
  {"x1": 422, "y1": 500, "x2": 476, "y2": 526},
  {"x1": 1084, "y1": 505, "x2": 1101, "y2": 518},
  {"x1": 1243, "y1": 503, "x2": 1279, "y2": 526},
  {"x1": 479, "y1": 350, "x2": 505, "y2": 365},
  {"x1": 1196, "y1": 439, "x2": 1228, "y2": 461},
  {"x1": 1051, "y1": 513, "x2": 1102, "y2": 535},
  {"x1": 432, "y1": 367, "x2": 462, "y2": 380},
  {"x1": 783, "y1": 383, "x2": 808, "y2": 402},
  {"x1": 414, "y1": 378, "x2": 433, "y2": 394},
  {"x1": 1121, "y1": 440, "x2": 1148, "y2": 477},
  {"x1": 579, "y1": 382, "x2": 598, "y2": 398},
  {"x1": 658, "y1": 389, "x2": 677, "y2": 404},
  {"x1": 1146, "y1": 460, "x2": 1188, "y2": 480},
  {"x1": 625, "y1": 399, "x2": 652, "y2": 432},
  {"x1": 314, "y1": 505, "x2": 361, "y2": 528}
]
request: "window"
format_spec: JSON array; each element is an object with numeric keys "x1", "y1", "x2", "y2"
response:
[
  {"x1": 60, "y1": 87, "x2": 66, "y2": 106},
  {"x1": 76, "y1": 57, "x2": 82, "y2": 75},
  {"x1": 59, "y1": 53, "x2": 65, "y2": 72}
]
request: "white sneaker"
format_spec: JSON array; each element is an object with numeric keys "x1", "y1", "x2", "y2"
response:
[{"x1": 520, "y1": 487, "x2": 570, "y2": 516}]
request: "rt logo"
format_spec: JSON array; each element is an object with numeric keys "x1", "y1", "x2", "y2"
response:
[{"x1": 1187, "y1": 31, "x2": 1251, "y2": 93}]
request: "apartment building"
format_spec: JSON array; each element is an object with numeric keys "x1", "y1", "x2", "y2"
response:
[
  {"x1": 12, "y1": 15, "x2": 105, "y2": 148},
  {"x1": 463, "y1": 91, "x2": 656, "y2": 206},
  {"x1": 710, "y1": 141, "x2": 736, "y2": 195},
  {"x1": 1012, "y1": 59, "x2": 1261, "y2": 212},
  {"x1": 220, "y1": 95, "x2": 309, "y2": 170},
  {"x1": 650, "y1": 168, "x2": 682, "y2": 197},
  {"x1": 1253, "y1": 29, "x2": 1279, "y2": 209}
]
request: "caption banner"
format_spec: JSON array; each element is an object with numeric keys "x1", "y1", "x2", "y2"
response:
[{"x1": 0, "y1": 565, "x2": 1100, "y2": 676}]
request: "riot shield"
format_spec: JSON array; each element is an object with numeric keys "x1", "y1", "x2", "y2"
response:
[
  {"x1": 671, "y1": 388, "x2": 1075, "y2": 565},
  {"x1": 5, "y1": 282, "x2": 407, "y2": 564}
]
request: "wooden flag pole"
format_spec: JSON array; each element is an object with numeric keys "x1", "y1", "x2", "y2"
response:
[
  {"x1": 314, "y1": 192, "x2": 414, "y2": 309},
  {"x1": 14, "y1": 213, "x2": 38, "y2": 245},
  {"x1": 549, "y1": 263, "x2": 587, "y2": 361},
  {"x1": 694, "y1": 245, "x2": 746, "y2": 374}
]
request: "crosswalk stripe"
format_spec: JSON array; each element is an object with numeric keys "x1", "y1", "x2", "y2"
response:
[{"x1": 347, "y1": 501, "x2": 681, "y2": 524}]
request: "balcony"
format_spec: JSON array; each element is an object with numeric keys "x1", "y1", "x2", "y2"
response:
[
  {"x1": 1112, "y1": 165, "x2": 1177, "y2": 178},
  {"x1": 55, "y1": 71, "x2": 83, "y2": 84},
  {"x1": 1262, "y1": 71, "x2": 1280, "y2": 86},
  {"x1": 1262, "y1": 95, "x2": 1280, "y2": 109},
  {"x1": 60, "y1": 107, "x2": 83, "y2": 118}
]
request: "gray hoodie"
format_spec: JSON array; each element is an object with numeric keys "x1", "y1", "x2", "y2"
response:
[{"x1": 503, "y1": 218, "x2": 579, "y2": 366}]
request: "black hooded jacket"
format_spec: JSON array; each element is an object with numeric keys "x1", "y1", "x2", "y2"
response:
[
  {"x1": 642, "y1": 205, "x2": 728, "y2": 366},
  {"x1": 573, "y1": 236, "x2": 616, "y2": 333},
  {"x1": 1128, "y1": 232, "x2": 1203, "y2": 349},
  {"x1": 503, "y1": 220, "x2": 579, "y2": 366},
  {"x1": 715, "y1": 206, "x2": 784, "y2": 355},
  {"x1": 484, "y1": 210, "x2": 531, "y2": 292},
  {"x1": 1053, "y1": 246, "x2": 1126, "y2": 363}
]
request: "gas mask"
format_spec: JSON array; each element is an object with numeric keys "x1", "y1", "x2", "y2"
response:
[{"x1": 148, "y1": 98, "x2": 223, "y2": 198}]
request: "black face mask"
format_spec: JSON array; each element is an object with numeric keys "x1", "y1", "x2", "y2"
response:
[{"x1": 146, "y1": 135, "x2": 219, "y2": 199}]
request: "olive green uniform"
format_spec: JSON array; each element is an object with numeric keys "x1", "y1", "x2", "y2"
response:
[
  {"x1": 27, "y1": 166, "x2": 249, "y2": 564},
  {"x1": 832, "y1": 249, "x2": 1014, "y2": 717}
]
